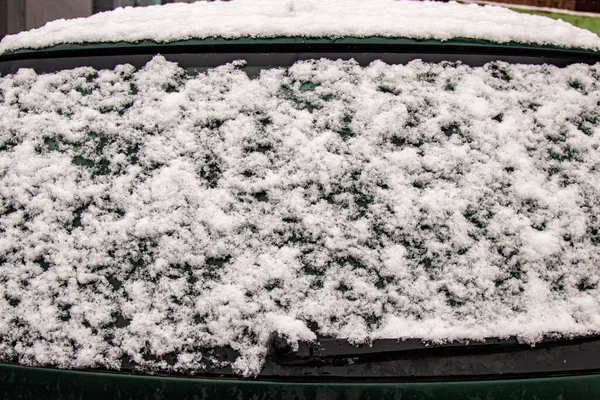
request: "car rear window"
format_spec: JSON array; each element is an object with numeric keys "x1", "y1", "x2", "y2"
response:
[{"x1": 0, "y1": 55, "x2": 599, "y2": 375}]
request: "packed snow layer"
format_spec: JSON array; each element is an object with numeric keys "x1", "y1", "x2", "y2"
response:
[
  {"x1": 1, "y1": 0, "x2": 600, "y2": 55},
  {"x1": 1, "y1": 56, "x2": 600, "y2": 376}
]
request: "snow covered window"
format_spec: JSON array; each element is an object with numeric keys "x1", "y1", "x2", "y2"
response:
[{"x1": 0, "y1": 56, "x2": 599, "y2": 376}]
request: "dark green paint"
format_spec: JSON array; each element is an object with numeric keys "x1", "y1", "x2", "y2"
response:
[
  {"x1": 2, "y1": 363, "x2": 600, "y2": 400},
  {"x1": 3, "y1": 36, "x2": 599, "y2": 58}
]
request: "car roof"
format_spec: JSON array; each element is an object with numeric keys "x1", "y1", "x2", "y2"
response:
[{"x1": 1, "y1": 0, "x2": 599, "y2": 55}]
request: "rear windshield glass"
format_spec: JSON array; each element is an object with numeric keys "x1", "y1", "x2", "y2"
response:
[{"x1": 1, "y1": 56, "x2": 599, "y2": 376}]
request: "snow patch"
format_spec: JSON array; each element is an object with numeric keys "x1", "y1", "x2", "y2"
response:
[{"x1": 0, "y1": 0, "x2": 600, "y2": 54}]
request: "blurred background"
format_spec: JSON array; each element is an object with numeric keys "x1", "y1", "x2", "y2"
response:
[
  {"x1": 1, "y1": 0, "x2": 600, "y2": 41},
  {"x1": 0, "y1": 0, "x2": 196, "y2": 40}
]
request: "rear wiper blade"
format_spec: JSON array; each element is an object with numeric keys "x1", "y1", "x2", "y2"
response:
[
  {"x1": 265, "y1": 333, "x2": 600, "y2": 380},
  {"x1": 269, "y1": 333, "x2": 600, "y2": 365}
]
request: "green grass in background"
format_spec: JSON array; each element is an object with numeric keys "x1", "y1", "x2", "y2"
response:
[{"x1": 511, "y1": 8, "x2": 600, "y2": 36}]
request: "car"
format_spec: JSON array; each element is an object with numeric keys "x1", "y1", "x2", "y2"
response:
[{"x1": 1, "y1": 1, "x2": 600, "y2": 398}]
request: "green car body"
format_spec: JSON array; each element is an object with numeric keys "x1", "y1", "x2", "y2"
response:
[
  {"x1": 3, "y1": 363, "x2": 600, "y2": 399},
  {"x1": 1, "y1": 38, "x2": 600, "y2": 399}
]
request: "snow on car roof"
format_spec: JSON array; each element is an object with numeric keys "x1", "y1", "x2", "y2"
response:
[{"x1": 0, "y1": 0, "x2": 600, "y2": 54}]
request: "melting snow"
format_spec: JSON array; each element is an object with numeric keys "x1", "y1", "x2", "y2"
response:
[{"x1": 0, "y1": 56, "x2": 600, "y2": 375}]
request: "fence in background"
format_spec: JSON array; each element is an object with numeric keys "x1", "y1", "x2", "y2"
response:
[{"x1": 488, "y1": 0, "x2": 600, "y2": 12}]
